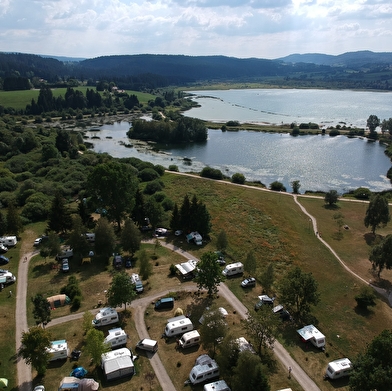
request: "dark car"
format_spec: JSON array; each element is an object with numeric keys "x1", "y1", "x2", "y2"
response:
[
  {"x1": 241, "y1": 277, "x2": 256, "y2": 288},
  {"x1": 61, "y1": 259, "x2": 70, "y2": 272},
  {"x1": 0, "y1": 255, "x2": 9, "y2": 265},
  {"x1": 254, "y1": 295, "x2": 274, "y2": 311},
  {"x1": 125, "y1": 258, "x2": 132, "y2": 268}
]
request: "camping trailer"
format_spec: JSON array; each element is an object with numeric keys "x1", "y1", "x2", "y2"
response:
[
  {"x1": 0, "y1": 270, "x2": 16, "y2": 285},
  {"x1": 188, "y1": 354, "x2": 220, "y2": 385},
  {"x1": 130, "y1": 273, "x2": 143, "y2": 293},
  {"x1": 204, "y1": 380, "x2": 231, "y2": 391},
  {"x1": 92, "y1": 307, "x2": 119, "y2": 327},
  {"x1": 164, "y1": 315, "x2": 194, "y2": 337},
  {"x1": 101, "y1": 347, "x2": 134, "y2": 380},
  {"x1": 297, "y1": 324, "x2": 326, "y2": 349},
  {"x1": 48, "y1": 340, "x2": 69, "y2": 361},
  {"x1": 0, "y1": 236, "x2": 17, "y2": 247},
  {"x1": 178, "y1": 330, "x2": 201, "y2": 349},
  {"x1": 324, "y1": 358, "x2": 353, "y2": 380},
  {"x1": 222, "y1": 262, "x2": 244, "y2": 277},
  {"x1": 104, "y1": 328, "x2": 127, "y2": 350}
]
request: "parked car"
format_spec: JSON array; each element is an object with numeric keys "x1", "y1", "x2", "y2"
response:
[
  {"x1": 241, "y1": 277, "x2": 256, "y2": 288},
  {"x1": 61, "y1": 259, "x2": 70, "y2": 272},
  {"x1": 0, "y1": 255, "x2": 9, "y2": 265},
  {"x1": 0, "y1": 244, "x2": 7, "y2": 253},
  {"x1": 33, "y1": 238, "x2": 42, "y2": 246},
  {"x1": 215, "y1": 251, "x2": 226, "y2": 265},
  {"x1": 125, "y1": 257, "x2": 132, "y2": 268},
  {"x1": 254, "y1": 294, "x2": 274, "y2": 311},
  {"x1": 272, "y1": 304, "x2": 292, "y2": 321}
]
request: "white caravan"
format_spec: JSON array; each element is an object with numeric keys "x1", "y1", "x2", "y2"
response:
[
  {"x1": 297, "y1": 324, "x2": 326, "y2": 349},
  {"x1": 0, "y1": 270, "x2": 16, "y2": 285},
  {"x1": 101, "y1": 347, "x2": 134, "y2": 380},
  {"x1": 324, "y1": 358, "x2": 353, "y2": 380},
  {"x1": 0, "y1": 236, "x2": 17, "y2": 247},
  {"x1": 178, "y1": 330, "x2": 201, "y2": 349},
  {"x1": 48, "y1": 340, "x2": 69, "y2": 361},
  {"x1": 164, "y1": 315, "x2": 194, "y2": 337},
  {"x1": 92, "y1": 307, "x2": 119, "y2": 327},
  {"x1": 188, "y1": 354, "x2": 220, "y2": 385},
  {"x1": 104, "y1": 327, "x2": 127, "y2": 350},
  {"x1": 204, "y1": 380, "x2": 231, "y2": 391},
  {"x1": 222, "y1": 262, "x2": 244, "y2": 277}
]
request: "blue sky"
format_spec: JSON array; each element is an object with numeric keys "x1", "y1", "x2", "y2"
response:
[{"x1": 1, "y1": 0, "x2": 392, "y2": 59}]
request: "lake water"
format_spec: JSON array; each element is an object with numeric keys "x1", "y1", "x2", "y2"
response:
[{"x1": 184, "y1": 88, "x2": 392, "y2": 128}]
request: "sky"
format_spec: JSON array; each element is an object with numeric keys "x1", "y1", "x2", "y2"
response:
[{"x1": 1, "y1": 0, "x2": 392, "y2": 60}]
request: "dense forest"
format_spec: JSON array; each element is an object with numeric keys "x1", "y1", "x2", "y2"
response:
[{"x1": 1, "y1": 51, "x2": 392, "y2": 91}]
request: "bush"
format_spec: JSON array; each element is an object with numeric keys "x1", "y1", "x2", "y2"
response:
[
  {"x1": 226, "y1": 120, "x2": 240, "y2": 127},
  {"x1": 168, "y1": 165, "x2": 179, "y2": 172},
  {"x1": 269, "y1": 181, "x2": 286, "y2": 192},
  {"x1": 355, "y1": 286, "x2": 376, "y2": 309},
  {"x1": 138, "y1": 168, "x2": 160, "y2": 182},
  {"x1": 144, "y1": 180, "x2": 164, "y2": 195},
  {"x1": 161, "y1": 197, "x2": 175, "y2": 211},
  {"x1": 201, "y1": 166, "x2": 223, "y2": 180},
  {"x1": 232, "y1": 173, "x2": 245, "y2": 184},
  {"x1": 169, "y1": 264, "x2": 177, "y2": 276},
  {"x1": 353, "y1": 187, "x2": 372, "y2": 200},
  {"x1": 71, "y1": 295, "x2": 82, "y2": 311},
  {"x1": 329, "y1": 129, "x2": 340, "y2": 137},
  {"x1": 291, "y1": 127, "x2": 300, "y2": 136}
]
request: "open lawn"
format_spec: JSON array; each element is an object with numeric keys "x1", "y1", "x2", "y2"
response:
[{"x1": 4, "y1": 173, "x2": 392, "y2": 391}]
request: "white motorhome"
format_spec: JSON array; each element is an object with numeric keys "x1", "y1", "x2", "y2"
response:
[
  {"x1": 297, "y1": 324, "x2": 326, "y2": 349},
  {"x1": 164, "y1": 315, "x2": 194, "y2": 337},
  {"x1": 48, "y1": 340, "x2": 69, "y2": 361},
  {"x1": 130, "y1": 273, "x2": 143, "y2": 293},
  {"x1": 0, "y1": 236, "x2": 17, "y2": 247},
  {"x1": 324, "y1": 358, "x2": 353, "y2": 380},
  {"x1": 188, "y1": 354, "x2": 220, "y2": 385},
  {"x1": 222, "y1": 262, "x2": 244, "y2": 277},
  {"x1": 92, "y1": 307, "x2": 119, "y2": 327},
  {"x1": 178, "y1": 330, "x2": 201, "y2": 349},
  {"x1": 101, "y1": 347, "x2": 134, "y2": 380},
  {"x1": 0, "y1": 270, "x2": 16, "y2": 285},
  {"x1": 204, "y1": 380, "x2": 231, "y2": 391},
  {"x1": 104, "y1": 327, "x2": 127, "y2": 350}
]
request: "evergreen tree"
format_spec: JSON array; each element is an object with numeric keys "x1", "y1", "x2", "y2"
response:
[
  {"x1": 179, "y1": 194, "x2": 191, "y2": 232},
  {"x1": 244, "y1": 250, "x2": 257, "y2": 276},
  {"x1": 121, "y1": 219, "x2": 141, "y2": 257},
  {"x1": 139, "y1": 249, "x2": 153, "y2": 280},
  {"x1": 94, "y1": 217, "x2": 116, "y2": 259},
  {"x1": 6, "y1": 202, "x2": 23, "y2": 236},
  {"x1": 0, "y1": 210, "x2": 6, "y2": 236},
  {"x1": 131, "y1": 189, "x2": 145, "y2": 227},
  {"x1": 47, "y1": 192, "x2": 72, "y2": 233},
  {"x1": 216, "y1": 229, "x2": 228, "y2": 253},
  {"x1": 170, "y1": 203, "x2": 181, "y2": 232}
]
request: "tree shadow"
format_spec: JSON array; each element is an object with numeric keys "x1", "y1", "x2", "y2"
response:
[
  {"x1": 354, "y1": 305, "x2": 376, "y2": 318},
  {"x1": 323, "y1": 204, "x2": 340, "y2": 210},
  {"x1": 363, "y1": 232, "x2": 383, "y2": 246}
]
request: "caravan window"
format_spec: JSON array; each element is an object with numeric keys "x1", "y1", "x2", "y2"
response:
[
  {"x1": 110, "y1": 316, "x2": 117, "y2": 321},
  {"x1": 181, "y1": 327, "x2": 187, "y2": 331}
]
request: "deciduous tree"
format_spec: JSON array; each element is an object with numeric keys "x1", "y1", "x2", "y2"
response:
[
  {"x1": 244, "y1": 250, "x2": 257, "y2": 276},
  {"x1": 291, "y1": 180, "x2": 301, "y2": 194},
  {"x1": 355, "y1": 286, "x2": 377, "y2": 309},
  {"x1": 200, "y1": 308, "x2": 228, "y2": 358},
  {"x1": 366, "y1": 114, "x2": 380, "y2": 133},
  {"x1": 324, "y1": 190, "x2": 339, "y2": 206},
  {"x1": 6, "y1": 202, "x2": 23, "y2": 236},
  {"x1": 194, "y1": 252, "x2": 223, "y2": 298},
  {"x1": 216, "y1": 229, "x2": 228, "y2": 253},
  {"x1": 364, "y1": 194, "x2": 390, "y2": 235},
  {"x1": 106, "y1": 271, "x2": 136, "y2": 310},
  {"x1": 139, "y1": 249, "x2": 153, "y2": 280},
  {"x1": 84, "y1": 328, "x2": 110, "y2": 366},
  {"x1": 121, "y1": 219, "x2": 141, "y2": 257},
  {"x1": 31, "y1": 294, "x2": 51, "y2": 328},
  {"x1": 94, "y1": 217, "x2": 116, "y2": 259},
  {"x1": 369, "y1": 234, "x2": 392, "y2": 277}
]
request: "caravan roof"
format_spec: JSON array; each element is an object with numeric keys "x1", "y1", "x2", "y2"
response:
[{"x1": 297, "y1": 324, "x2": 325, "y2": 341}]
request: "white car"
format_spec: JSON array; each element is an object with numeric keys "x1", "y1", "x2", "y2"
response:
[{"x1": 33, "y1": 238, "x2": 42, "y2": 246}]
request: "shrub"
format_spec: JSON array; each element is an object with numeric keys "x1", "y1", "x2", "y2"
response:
[
  {"x1": 355, "y1": 286, "x2": 376, "y2": 309},
  {"x1": 169, "y1": 264, "x2": 177, "y2": 276},
  {"x1": 329, "y1": 129, "x2": 340, "y2": 137},
  {"x1": 144, "y1": 180, "x2": 164, "y2": 195},
  {"x1": 161, "y1": 197, "x2": 175, "y2": 211},
  {"x1": 71, "y1": 295, "x2": 82, "y2": 311},
  {"x1": 226, "y1": 120, "x2": 240, "y2": 127},
  {"x1": 139, "y1": 168, "x2": 160, "y2": 182},
  {"x1": 353, "y1": 187, "x2": 372, "y2": 200},
  {"x1": 269, "y1": 181, "x2": 286, "y2": 192},
  {"x1": 232, "y1": 173, "x2": 245, "y2": 184},
  {"x1": 201, "y1": 166, "x2": 223, "y2": 180},
  {"x1": 291, "y1": 127, "x2": 300, "y2": 136},
  {"x1": 168, "y1": 165, "x2": 178, "y2": 172}
]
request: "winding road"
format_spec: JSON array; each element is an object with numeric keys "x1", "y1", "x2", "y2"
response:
[{"x1": 15, "y1": 178, "x2": 392, "y2": 391}]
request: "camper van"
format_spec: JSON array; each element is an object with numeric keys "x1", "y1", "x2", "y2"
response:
[
  {"x1": 164, "y1": 315, "x2": 194, "y2": 337},
  {"x1": 130, "y1": 273, "x2": 143, "y2": 293},
  {"x1": 0, "y1": 236, "x2": 17, "y2": 247},
  {"x1": 48, "y1": 340, "x2": 69, "y2": 361},
  {"x1": 136, "y1": 338, "x2": 158, "y2": 352},
  {"x1": 0, "y1": 270, "x2": 16, "y2": 286},
  {"x1": 188, "y1": 354, "x2": 220, "y2": 385},
  {"x1": 324, "y1": 358, "x2": 353, "y2": 380},
  {"x1": 155, "y1": 297, "x2": 175, "y2": 310},
  {"x1": 101, "y1": 348, "x2": 134, "y2": 380},
  {"x1": 92, "y1": 307, "x2": 119, "y2": 327},
  {"x1": 297, "y1": 324, "x2": 326, "y2": 349},
  {"x1": 204, "y1": 380, "x2": 231, "y2": 391},
  {"x1": 104, "y1": 328, "x2": 127, "y2": 350},
  {"x1": 222, "y1": 262, "x2": 244, "y2": 277},
  {"x1": 178, "y1": 330, "x2": 201, "y2": 349}
]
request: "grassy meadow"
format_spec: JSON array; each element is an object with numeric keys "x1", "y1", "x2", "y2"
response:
[{"x1": 3, "y1": 172, "x2": 392, "y2": 391}]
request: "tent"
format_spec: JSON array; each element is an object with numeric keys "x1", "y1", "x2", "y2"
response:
[
  {"x1": 47, "y1": 294, "x2": 71, "y2": 309},
  {"x1": 70, "y1": 367, "x2": 87, "y2": 379},
  {"x1": 58, "y1": 377, "x2": 99, "y2": 391}
]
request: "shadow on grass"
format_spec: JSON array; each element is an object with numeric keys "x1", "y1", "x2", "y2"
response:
[
  {"x1": 363, "y1": 232, "x2": 383, "y2": 246},
  {"x1": 323, "y1": 204, "x2": 341, "y2": 210},
  {"x1": 354, "y1": 305, "x2": 376, "y2": 318}
]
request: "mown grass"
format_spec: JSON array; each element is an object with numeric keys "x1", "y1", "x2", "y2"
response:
[{"x1": 0, "y1": 88, "x2": 155, "y2": 110}]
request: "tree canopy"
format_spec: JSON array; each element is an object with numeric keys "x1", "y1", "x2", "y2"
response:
[
  {"x1": 31, "y1": 294, "x2": 51, "y2": 328},
  {"x1": 369, "y1": 234, "x2": 392, "y2": 277},
  {"x1": 194, "y1": 251, "x2": 224, "y2": 298},
  {"x1": 364, "y1": 194, "x2": 390, "y2": 235},
  {"x1": 106, "y1": 271, "x2": 136, "y2": 310},
  {"x1": 324, "y1": 189, "x2": 339, "y2": 206}
]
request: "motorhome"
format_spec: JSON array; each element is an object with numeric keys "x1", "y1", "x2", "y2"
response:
[
  {"x1": 178, "y1": 330, "x2": 201, "y2": 349},
  {"x1": 92, "y1": 307, "x2": 119, "y2": 327},
  {"x1": 297, "y1": 324, "x2": 326, "y2": 349},
  {"x1": 56, "y1": 248, "x2": 73, "y2": 260},
  {"x1": 101, "y1": 347, "x2": 134, "y2": 380},
  {"x1": 0, "y1": 270, "x2": 16, "y2": 286},
  {"x1": 164, "y1": 315, "x2": 194, "y2": 337},
  {"x1": 104, "y1": 328, "x2": 127, "y2": 350},
  {"x1": 188, "y1": 354, "x2": 220, "y2": 385},
  {"x1": 204, "y1": 380, "x2": 231, "y2": 391},
  {"x1": 222, "y1": 262, "x2": 244, "y2": 277},
  {"x1": 0, "y1": 236, "x2": 17, "y2": 247},
  {"x1": 136, "y1": 338, "x2": 158, "y2": 352},
  {"x1": 324, "y1": 358, "x2": 353, "y2": 380},
  {"x1": 48, "y1": 340, "x2": 69, "y2": 361},
  {"x1": 130, "y1": 273, "x2": 143, "y2": 293}
]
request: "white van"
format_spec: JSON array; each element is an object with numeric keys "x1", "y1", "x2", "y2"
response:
[
  {"x1": 48, "y1": 340, "x2": 69, "y2": 361},
  {"x1": 222, "y1": 262, "x2": 244, "y2": 277},
  {"x1": 188, "y1": 354, "x2": 219, "y2": 385},
  {"x1": 92, "y1": 307, "x2": 119, "y2": 327},
  {"x1": 178, "y1": 330, "x2": 201, "y2": 349},
  {"x1": 324, "y1": 358, "x2": 353, "y2": 380},
  {"x1": 104, "y1": 327, "x2": 127, "y2": 350},
  {"x1": 164, "y1": 315, "x2": 194, "y2": 337},
  {"x1": 136, "y1": 338, "x2": 158, "y2": 352}
]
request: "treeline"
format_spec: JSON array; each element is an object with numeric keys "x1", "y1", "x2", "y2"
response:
[{"x1": 127, "y1": 117, "x2": 207, "y2": 143}]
